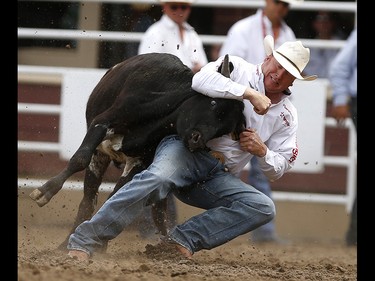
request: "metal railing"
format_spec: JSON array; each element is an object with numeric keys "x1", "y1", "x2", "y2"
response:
[
  {"x1": 18, "y1": 0, "x2": 357, "y2": 12},
  {"x1": 18, "y1": 0, "x2": 357, "y2": 48}
]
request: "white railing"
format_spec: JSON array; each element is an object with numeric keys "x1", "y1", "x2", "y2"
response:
[
  {"x1": 18, "y1": 0, "x2": 357, "y2": 12},
  {"x1": 17, "y1": 27, "x2": 348, "y2": 50},
  {"x1": 17, "y1": 0, "x2": 357, "y2": 48}
]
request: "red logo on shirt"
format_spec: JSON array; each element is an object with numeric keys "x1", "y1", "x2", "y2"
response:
[
  {"x1": 289, "y1": 147, "x2": 298, "y2": 163},
  {"x1": 280, "y1": 112, "x2": 290, "y2": 127}
]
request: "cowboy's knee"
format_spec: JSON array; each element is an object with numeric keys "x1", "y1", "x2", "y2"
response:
[{"x1": 258, "y1": 195, "x2": 276, "y2": 224}]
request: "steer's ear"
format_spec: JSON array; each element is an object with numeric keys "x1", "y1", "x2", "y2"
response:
[{"x1": 217, "y1": 54, "x2": 234, "y2": 78}]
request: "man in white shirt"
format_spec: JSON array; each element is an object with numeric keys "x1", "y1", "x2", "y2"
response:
[
  {"x1": 219, "y1": 0, "x2": 299, "y2": 244},
  {"x1": 67, "y1": 36, "x2": 317, "y2": 262},
  {"x1": 220, "y1": 0, "x2": 297, "y2": 64},
  {"x1": 138, "y1": 0, "x2": 208, "y2": 73}
]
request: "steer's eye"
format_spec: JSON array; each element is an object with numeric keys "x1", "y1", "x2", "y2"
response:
[{"x1": 210, "y1": 100, "x2": 216, "y2": 106}]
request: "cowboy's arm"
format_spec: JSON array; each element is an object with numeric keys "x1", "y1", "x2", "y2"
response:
[{"x1": 192, "y1": 55, "x2": 270, "y2": 114}]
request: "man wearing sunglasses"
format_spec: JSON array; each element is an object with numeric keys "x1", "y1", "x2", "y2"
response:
[
  {"x1": 139, "y1": 0, "x2": 208, "y2": 74},
  {"x1": 219, "y1": 0, "x2": 302, "y2": 245}
]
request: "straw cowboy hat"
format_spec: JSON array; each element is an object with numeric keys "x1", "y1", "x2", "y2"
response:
[
  {"x1": 158, "y1": 0, "x2": 196, "y2": 3},
  {"x1": 264, "y1": 35, "x2": 317, "y2": 81}
]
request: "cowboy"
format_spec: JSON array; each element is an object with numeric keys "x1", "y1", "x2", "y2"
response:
[
  {"x1": 218, "y1": 0, "x2": 299, "y2": 244},
  {"x1": 67, "y1": 36, "x2": 317, "y2": 262}
]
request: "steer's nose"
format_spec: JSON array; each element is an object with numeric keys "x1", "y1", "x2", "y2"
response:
[{"x1": 186, "y1": 131, "x2": 205, "y2": 152}]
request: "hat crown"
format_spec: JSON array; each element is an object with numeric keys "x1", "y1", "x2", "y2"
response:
[{"x1": 276, "y1": 41, "x2": 310, "y2": 74}]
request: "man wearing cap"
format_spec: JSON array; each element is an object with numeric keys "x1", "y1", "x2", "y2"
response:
[
  {"x1": 138, "y1": 0, "x2": 207, "y2": 74},
  {"x1": 219, "y1": 0, "x2": 300, "y2": 244},
  {"x1": 67, "y1": 36, "x2": 317, "y2": 262}
]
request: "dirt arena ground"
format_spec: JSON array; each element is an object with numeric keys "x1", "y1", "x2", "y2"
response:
[{"x1": 18, "y1": 187, "x2": 357, "y2": 281}]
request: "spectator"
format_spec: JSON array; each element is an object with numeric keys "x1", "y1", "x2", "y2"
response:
[
  {"x1": 303, "y1": 11, "x2": 346, "y2": 78},
  {"x1": 138, "y1": 0, "x2": 208, "y2": 74},
  {"x1": 67, "y1": 36, "x2": 317, "y2": 262},
  {"x1": 328, "y1": 29, "x2": 357, "y2": 246},
  {"x1": 219, "y1": 0, "x2": 298, "y2": 244},
  {"x1": 136, "y1": 0, "x2": 209, "y2": 237}
]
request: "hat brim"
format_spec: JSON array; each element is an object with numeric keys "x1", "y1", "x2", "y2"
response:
[{"x1": 264, "y1": 35, "x2": 274, "y2": 56}]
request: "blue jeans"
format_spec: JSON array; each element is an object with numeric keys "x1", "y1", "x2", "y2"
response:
[
  {"x1": 247, "y1": 157, "x2": 275, "y2": 240},
  {"x1": 67, "y1": 135, "x2": 275, "y2": 256}
]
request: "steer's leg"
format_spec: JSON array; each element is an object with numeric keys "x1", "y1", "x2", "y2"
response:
[
  {"x1": 84, "y1": 158, "x2": 147, "y2": 253},
  {"x1": 151, "y1": 199, "x2": 170, "y2": 236},
  {"x1": 110, "y1": 157, "x2": 175, "y2": 237},
  {"x1": 58, "y1": 150, "x2": 111, "y2": 250},
  {"x1": 108, "y1": 156, "x2": 147, "y2": 198},
  {"x1": 29, "y1": 123, "x2": 108, "y2": 207}
]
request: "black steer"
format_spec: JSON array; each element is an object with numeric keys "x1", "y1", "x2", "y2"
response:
[{"x1": 29, "y1": 53, "x2": 245, "y2": 249}]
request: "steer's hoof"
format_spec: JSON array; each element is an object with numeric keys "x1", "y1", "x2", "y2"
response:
[
  {"x1": 29, "y1": 189, "x2": 49, "y2": 207},
  {"x1": 29, "y1": 189, "x2": 42, "y2": 201}
]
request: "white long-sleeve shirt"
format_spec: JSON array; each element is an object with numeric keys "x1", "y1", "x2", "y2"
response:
[
  {"x1": 138, "y1": 14, "x2": 208, "y2": 70},
  {"x1": 219, "y1": 9, "x2": 296, "y2": 64},
  {"x1": 192, "y1": 55, "x2": 298, "y2": 180}
]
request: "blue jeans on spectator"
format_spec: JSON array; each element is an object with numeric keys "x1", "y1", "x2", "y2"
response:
[
  {"x1": 248, "y1": 157, "x2": 277, "y2": 242},
  {"x1": 67, "y1": 135, "x2": 275, "y2": 256}
]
